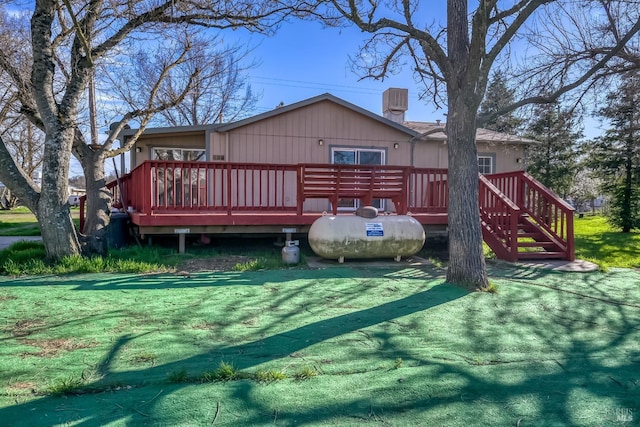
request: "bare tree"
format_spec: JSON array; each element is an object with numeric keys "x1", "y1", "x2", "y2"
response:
[
  {"x1": 0, "y1": 11, "x2": 44, "y2": 209},
  {"x1": 0, "y1": 0, "x2": 289, "y2": 259},
  {"x1": 131, "y1": 33, "x2": 261, "y2": 126},
  {"x1": 315, "y1": 0, "x2": 640, "y2": 289}
]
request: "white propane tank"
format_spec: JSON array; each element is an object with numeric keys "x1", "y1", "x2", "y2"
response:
[
  {"x1": 282, "y1": 240, "x2": 300, "y2": 264},
  {"x1": 308, "y1": 214, "x2": 425, "y2": 262}
]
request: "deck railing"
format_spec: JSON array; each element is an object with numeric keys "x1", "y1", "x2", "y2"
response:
[
  {"x1": 479, "y1": 174, "x2": 520, "y2": 261},
  {"x1": 298, "y1": 163, "x2": 411, "y2": 214},
  {"x1": 487, "y1": 171, "x2": 575, "y2": 260},
  {"x1": 78, "y1": 161, "x2": 574, "y2": 261},
  {"x1": 408, "y1": 168, "x2": 449, "y2": 213},
  {"x1": 128, "y1": 161, "x2": 298, "y2": 214},
  {"x1": 118, "y1": 161, "x2": 453, "y2": 216}
]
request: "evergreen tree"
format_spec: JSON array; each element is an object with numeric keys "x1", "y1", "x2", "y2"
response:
[
  {"x1": 478, "y1": 71, "x2": 523, "y2": 134},
  {"x1": 587, "y1": 73, "x2": 640, "y2": 232},
  {"x1": 525, "y1": 104, "x2": 582, "y2": 198}
]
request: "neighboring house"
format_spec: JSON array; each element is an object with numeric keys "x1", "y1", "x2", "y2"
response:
[{"x1": 103, "y1": 88, "x2": 573, "y2": 262}]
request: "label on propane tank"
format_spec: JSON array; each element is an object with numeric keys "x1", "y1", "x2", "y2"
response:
[{"x1": 365, "y1": 222, "x2": 384, "y2": 237}]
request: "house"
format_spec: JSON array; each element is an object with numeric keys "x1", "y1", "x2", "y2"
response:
[
  {"x1": 95, "y1": 88, "x2": 573, "y2": 261},
  {"x1": 125, "y1": 88, "x2": 529, "y2": 176}
]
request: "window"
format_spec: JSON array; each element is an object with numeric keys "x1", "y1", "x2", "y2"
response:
[
  {"x1": 152, "y1": 148, "x2": 207, "y2": 207},
  {"x1": 152, "y1": 148, "x2": 206, "y2": 162},
  {"x1": 331, "y1": 148, "x2": 386, "y2": 210},
  {"x1": 478, "y1": 155, "x2": 495, "y2": 175}
]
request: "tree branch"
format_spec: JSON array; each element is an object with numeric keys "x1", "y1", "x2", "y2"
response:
[
  {"x1": 0, "y1": 135, "x2": 40, "y2": 210},
  {"x1": 479, "y1": 14, "x2": 640, "y2": 126}
]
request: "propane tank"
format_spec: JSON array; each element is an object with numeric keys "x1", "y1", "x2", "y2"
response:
[
  {"x1": 308, "y1": 214, "x2": 425, "y2": 262},
  {"x1": 282, "y1": 240, "x2": 300, "y2": 265}
]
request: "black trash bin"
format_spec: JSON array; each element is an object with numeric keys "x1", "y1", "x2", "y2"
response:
[{"x1": 107, "y1": 212, "x2": 130, "y2": 249}]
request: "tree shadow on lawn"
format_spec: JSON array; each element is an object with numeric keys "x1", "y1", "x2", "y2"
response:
[
  {"x1": 217, "y1": 267, "x2": 640, "y2": 426},
  {"x1": 214, "y1": 265, "x2": 639, "y2": 426},
  {"x1": 0, "y1": 277, "x2": 470, "y2": 425},
  {"x1": 0, "y1": 265, "x2": 439, "y2": 291},
  {"x1": 2, "y1": 266, "x2": 639, "y2": 426}
]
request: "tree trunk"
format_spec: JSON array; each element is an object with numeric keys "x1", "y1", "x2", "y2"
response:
[
  {"x1": 35, "y1": 200, "x2": 80, "y2": 258},
  {"x1": 37, "y1": 129, "x2": 82, "y2": 258},
  {"x1": 76, "y1": 146, "x2": 112, "y2": 255},
  {"x1": 622, "y1": 140, "x2": 633, "y2": 233},
  {"x1": 445, "y1": 0, "x2": 489, "y2": 290},
  {"x1": 445, "y1": 103, "x2": 489, "y2": 289}
]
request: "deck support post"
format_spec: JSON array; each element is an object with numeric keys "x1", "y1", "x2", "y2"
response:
[
  {"x1": 178, "y1": 233, "x2": 186, "y2": 254},
  {"x1": 174, "y1": 228, "x2": 191, "y2": 254}
]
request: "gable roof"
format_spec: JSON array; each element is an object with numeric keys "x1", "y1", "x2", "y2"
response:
[
  {"x1": 216, "y1": 93, "x2": 420, "y2": 137},
  {"x1": 121, "y1": 93, "x2": 533, "y2": 146},
  {"x1": 405, "y1": 121, "x2": 536, "y2": 145}
]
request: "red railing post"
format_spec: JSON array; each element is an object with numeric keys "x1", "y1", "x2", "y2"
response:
[
  {"x1": 296, "y1": 164, "x2": 304, "y2": 215},
  {"x1": 400, "y1": 167, "x2": 410, "y2": 214},
  {"x1": 566, "y1": 211, "x2": 575, "y2": 261},
  {"x1": 509, "y1": 204, "x2": 519, "y2": 261},
  {"x1": 226, "y1": 163, "x2": 233, "y2": 215},
  {"x1": 142, "y1": 161, "x2": 152, "y2": 214}
]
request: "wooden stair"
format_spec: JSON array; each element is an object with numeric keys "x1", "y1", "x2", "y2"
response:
[
  {"x1": 480, "y1": 172, "x2": 575, "y2": 262},
  {"x1": 514, "y1": 215, "x2": 566, "y2": 260}
]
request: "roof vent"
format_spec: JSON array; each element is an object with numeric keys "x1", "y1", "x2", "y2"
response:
[{"x1": 383, "y1": 88, "x2": 408, "y2": 124}]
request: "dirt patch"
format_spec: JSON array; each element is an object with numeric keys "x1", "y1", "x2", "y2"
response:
[
  {"x1": 19, "y1": 338, "x2": 96, "y2": 358},
  {"x1": 190, "y1": 321, "x2": 217, "y2": 330},
  {"x1": 6, "y1": 319, "x2": 46, "y2": 337},
  {"x1": 177, "y1": 255, "x2": 255, "y2": 273},
  {"x1": 7, "y1": 381, "x2": 37, "y2": 392},
  {"x1": 0, "y1": 294, "x2": 17, "y2": 302}
]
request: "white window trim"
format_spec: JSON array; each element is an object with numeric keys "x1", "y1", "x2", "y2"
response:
[
  {"x1": 152, "y1": 147, "x2": 206, "y2": 162},
  {"x1": 478, "y1": 154, "x2": 496, "y2": 175}
]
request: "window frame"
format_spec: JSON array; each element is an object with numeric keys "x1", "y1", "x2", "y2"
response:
[
  {"x1": 151, "y1": 147, "x2": 207, "y2": 162},
  {"x1": 330, "y1": 147, "x2": 387, "y2": 211},
  {"x1": 477, "y1": 153, "x2": 496, "y2": 175}
]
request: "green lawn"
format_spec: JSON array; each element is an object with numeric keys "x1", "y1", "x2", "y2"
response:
[
  {"x1": 0, "y1": 207, "x2": 82, "y2": 236},
  {"x1": 2, "y1": 208, "x2": 639, "y2": 269},
  {"x1": 0, "y1": 207, "x2": 41, "y2": 236},
  {"x1": 574, "y1": 215, "x2": 640, "y2": 269},
  {"x1": 0, "y1": 264, "x2": 638, "y2": 426}
]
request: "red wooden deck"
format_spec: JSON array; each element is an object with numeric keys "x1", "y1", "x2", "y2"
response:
[{"x1": 80, "y1": 160, "x2": 574, "y2": 261}]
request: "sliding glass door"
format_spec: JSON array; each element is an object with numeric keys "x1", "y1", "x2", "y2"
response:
[{"x1": 331, "y1": 148, "x2": 385, "y2": 210}]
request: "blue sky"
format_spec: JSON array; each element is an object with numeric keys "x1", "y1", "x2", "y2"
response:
[
  {"x1": 235, "y1": 20, "x2": 444, "y2": 122},
  {"x1": 228, "y1": 19, "x2": 605, "y2": 138}
]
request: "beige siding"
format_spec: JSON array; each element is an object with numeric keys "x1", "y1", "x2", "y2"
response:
[
  {"x1": 223, "y1": 101, "x2": 413, "y2": 165},
  {"x1": 477, "y1": 142, "x2": 526, "y2": 173},
  {"x1": 220, "y1": 101, "x2": 415, "y2": 213},
  {"x1": 411, "y1": 140, "x2": 526, "y2": 172},
  {"x1": 412, "y1": 141, "x2": 447, "y2": 169}
]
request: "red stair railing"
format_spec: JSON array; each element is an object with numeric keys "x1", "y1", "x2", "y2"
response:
[{"x1": 487, "y1": 171, "x2": 575, "y2": 261}]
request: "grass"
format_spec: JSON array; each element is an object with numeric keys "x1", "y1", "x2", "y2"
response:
[
  {"x1": 0, "y1": 241, "x2": 173, "y2": 275},
  {"x1": 254, "y1": 368, "x2": 287, "y2": 383},
  {"x1": 0, "y1": 237, "x2": 296, "y2": 276},
  {"x1": 2, "y1": 210, "x2": 639, "y2": 274},
  {"x1": 0, "y1": 207, "x2": 41, "y2": 236},
  {"x1": 0, "y1": 265, "x2": 638, "y2": 426},
  {"x1": 201, "y1": 362, "x2": 240, "y2": 382},
  {"x1": 573, "y1": 215, "x2": 640, "y2": 269},
  {"x1": 0, "y1": 206, "x2": 82, "y2": 236},
  {"x1": 46, "y1": 376, "x2": 86, "y2": 396}
]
